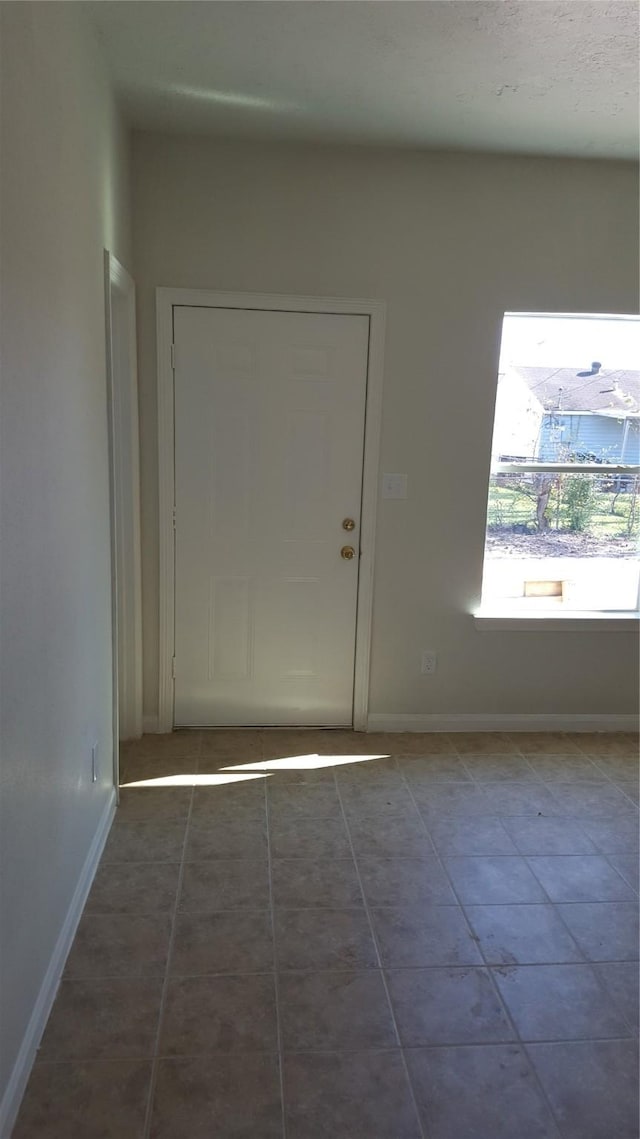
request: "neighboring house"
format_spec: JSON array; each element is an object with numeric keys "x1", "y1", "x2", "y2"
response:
[{"x1": 494, "y1": 365, "x2": 640, "y2": 464}]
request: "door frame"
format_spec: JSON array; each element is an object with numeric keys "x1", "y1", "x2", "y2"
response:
[
  {"x1": 156, "y1": 289, "x2": 386, "y2": 733},
  {"x1": 104, "y1": 251, "x2": 144, "y2": 772}
]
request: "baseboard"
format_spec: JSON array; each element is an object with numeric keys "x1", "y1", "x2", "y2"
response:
[
  {"x1": 0, "y1": 789, "x2": 117, "y2": 1138},
  {"x1": 143, "y1": 714, "x2": 160, "y2": 734},
  {"x1": 367, "y1": 713, "x2": 639, "y2": 733}
]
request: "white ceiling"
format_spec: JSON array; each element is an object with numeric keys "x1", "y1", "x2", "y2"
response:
[{"x1": 88, "y1": 1, "x2": 639, "y2": 159}]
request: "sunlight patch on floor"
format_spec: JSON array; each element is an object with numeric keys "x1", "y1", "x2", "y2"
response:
[
  {"x1": 221, "y1": 753, "x2": 389, "y2": 773},
  {"x1": 119, "y1": 772, "x2": 269, "y2": 788}
]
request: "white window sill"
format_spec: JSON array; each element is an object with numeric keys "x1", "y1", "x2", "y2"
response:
[{"x1": 474, "y1": 610, "x2": 640, "y2": 632}]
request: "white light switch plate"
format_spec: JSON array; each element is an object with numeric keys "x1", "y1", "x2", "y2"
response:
[{"x1": 382, "y1": 473, "x2": 408, "y2": 499}]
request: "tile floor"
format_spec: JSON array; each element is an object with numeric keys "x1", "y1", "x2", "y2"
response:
[{"x1": 14, "y1": 729, "x2": 640, "y2": 1139}]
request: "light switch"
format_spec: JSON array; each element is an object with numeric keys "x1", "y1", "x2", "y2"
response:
[{"x1": 382, "y1": 473, "x2": 408, "y2": 499}]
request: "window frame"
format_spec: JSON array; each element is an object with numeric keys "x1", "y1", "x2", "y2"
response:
[{"x1": 476, "y1": 307, "x2": 640, "y2": 627}]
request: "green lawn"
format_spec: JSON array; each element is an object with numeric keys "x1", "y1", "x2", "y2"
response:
[{"x1": 487, "y1": 477, "x2": 640, "y2": 540}]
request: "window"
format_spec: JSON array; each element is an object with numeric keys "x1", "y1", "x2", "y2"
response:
[{"x1": 479, "y1": 313, "x2": 640, "y2": 619}]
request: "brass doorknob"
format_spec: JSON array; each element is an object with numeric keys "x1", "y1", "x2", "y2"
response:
[
  {"x1": 341, "y1": 545, "x2": 356, "y2": 560},
  {"x1": 342, "y1": 518, "x2": 356, "y2": 531}
]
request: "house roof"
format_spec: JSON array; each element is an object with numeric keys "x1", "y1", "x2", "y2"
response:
[{"x1": 511, "y1": 366, "x2": 640, "y2": 417}]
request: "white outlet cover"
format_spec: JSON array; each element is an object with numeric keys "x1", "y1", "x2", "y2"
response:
[{"x1": 382, "y1": 473, "x2": 408, "y2": 499}]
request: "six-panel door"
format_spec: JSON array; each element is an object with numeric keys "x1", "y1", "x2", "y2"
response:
[{"x1": 173, "y1": 306, "x2": 370, "y2": 726}]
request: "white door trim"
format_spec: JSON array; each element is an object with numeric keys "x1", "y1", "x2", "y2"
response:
[
  {"x1": 157, "y1": 289, "x2": 386, "y2": 733},
  {"x1": 104, "y1": 251, "x2": 144, "y2": 767}
]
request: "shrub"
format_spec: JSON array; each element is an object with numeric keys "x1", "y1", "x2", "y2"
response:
[{"x1": 562, "y1": 475, "x2": 596, "y2": 532}]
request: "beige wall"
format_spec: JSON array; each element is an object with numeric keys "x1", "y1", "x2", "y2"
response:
[
  {"x1": 132, "y1": 133, "x2": 639, "y2": 723},
  {"x1": 0, "y1": 2, "x2": 131, "y2": 1114}
]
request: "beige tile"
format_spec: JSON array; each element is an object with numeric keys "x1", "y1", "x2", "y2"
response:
[
  {"x1": 578, "y1": 816, "x2": 640, "y2": 854},
  {"x1": 13, "y1": 1060, "x2": 151, "y2": 1139},
  {"x1": 270, "y1": 815, "x2": 351, "y2": 859},
  {"x1": 284, "y1": 1051, "x2": 421, "y2": 1139},
  {"x1": 179, "y1": 860, "x2": 270, "y2": 911},
  {"x1": 356, "y1": 855, "x2": 456, "y2": 907},
  {"x1": 387, "y1": 967, "x2": 515, "y2": 1046},
  {"x1": 406, "y1": 1045, "x2": 560, "y2": 1139},
  {"x1": 339, "y1": 781, "x2": 417, "y2": 816},
  {"x1": 190, "y1": 778, "x2": 266, "y2": 820},
  {"x1": 589, "y1": 754, "x2": 640, "y2": 781},
  {"x1": 427, "y1": 817, "x2": 517, "y2": 857},
  {"x1": 615, "y1": 781, "x2": 640, "y2": 806},
  {"x1": 64, "y1": 913, "x2": 172, "y2": 978},
  {"x1": 493, "y1": 963, "x2": 630, "y2": 1041},
  {"x1": 272, "y1": 858, "x2": 362, "y2": 909},
  {"x1": 449, "y1": 733, "x2": 515, "y2": 755},
  {"x1": 199, "y1": 729, "x2": 263, "y2": 761},
  {"x1": 260, "y1": 765, "x2": 339, "y2": 786},
  {"x1": 120, "y1": 731, "x2": 201, "y2": 763},
  {"x1": 507, "y1": 732, "x2": 580, "y2": 754},
  {"x1": 596, "y1": 963, "x2": 640, "y2": 1033},
  {"x1": 601, "y1": 853, "x2": 639, "y2": 894},
  {"x1": 348, "y1": 814, "x2": 433, "y2": 858},
  {"x1": 85, "y1": 862, "x2": 181, "y2": 913},
  {"x1": 334, "y1": 757, "x2": 402, "y2": 784},
  {"x1": 461, "y1": 756, "x2": 540, "y2": 782},
  {"x1": 119, "y1": 755, "x2": 200, "y2": 787},
  {"x1": 275, "y1": 908, "x2": 377, "y2": 970},
  {"x1": 568, "y1": 733, "x2": 639, "y2": 757},
  {"x1": 370, "y1": 904, "x2": 483, "y2": 968},
  {"x1": 502, "y1": 816, "x2": 597, "y2": 856},
  {"x1": 474, "y1": 783, "x2": 562, "y2": 817},
  {"x1": 170, "y1": 910, "x2": 274, "y2": 975},
  {"x1": 186, "y1": 816, "x2": 268, "y2": 861},
  {"x1": 38, "y1": 979, "x2": 162, "y2": 1060},
  {"x1": 380, "y1": 732, "x2": 455, "y2": 755},
  {"x1": 103, "y1": 816, "x2": 187, "y2": 863},
  {"x1": 529, "y1": 1039, "x2": 639, "y2": 1139},
  {"x1": 262, "y1": 728, "x2": 350, "y2": 759},
  {"x1": 548, "y1": 783, "x2": 637, "y2": 819},
  {"x1": 150, "y1": 1055, "x2": 282, "y2": 1139},
  {"x1": 397, "y1": 754, "x2": 472, "y2": 783},
  {"x1": 411, "y1": 785, "x2": 490, "y2": 819},
  {"x1": 324, "y1": 731, "x2": 393, "y2": 755},
  {"x1": 279, "y1": 971, "x2": 397, "y2": 1050},
  {"x1": 117, "y1": 787, "x2": 192, "y2": 819},
  {"x1": 160, "y1": 974, "x2": 278, "y2": 1055},
  {"x1": 267, "y1": 781, "x2": 341, "y2": 819},
  {"x1": 524, "y1": 755, "x2": 604, "y2": 782}
]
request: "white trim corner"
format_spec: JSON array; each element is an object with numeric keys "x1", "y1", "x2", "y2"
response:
[{"x1": 104, "y1": 249, "x2": 144, "y2": 758}]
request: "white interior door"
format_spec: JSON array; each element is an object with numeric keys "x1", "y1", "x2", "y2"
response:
[{"x1": 173, "y1": 306, "x2": 370, "y2": 727}]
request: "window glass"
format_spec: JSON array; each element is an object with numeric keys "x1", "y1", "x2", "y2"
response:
[{"x1": 481, "y1": 313, "x2": 640, "y2": 613}]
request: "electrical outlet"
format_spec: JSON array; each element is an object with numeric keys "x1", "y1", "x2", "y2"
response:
[
  {"x1": 91, "y1": 742, "x2": 98, "y2": 783},
  {"x1": 421, "y1": 651, "x2": 437, "y2": 675}
]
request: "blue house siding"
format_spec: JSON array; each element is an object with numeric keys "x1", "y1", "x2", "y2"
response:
[{"x1": 538, "y1": 414, "x2": 640, "y2": 464}]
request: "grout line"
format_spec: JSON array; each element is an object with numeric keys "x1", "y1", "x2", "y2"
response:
[
  {"x1": 600, "y1": 853, "x2": 640, "y2": 896},
  {"x1": 334, "y1": 761, "x2": 429, "y2": 1139},
  {"x1": 141, "y1": 782, "x2": 195, "y2": 1139},
  {"x1": 64, "y1": 955, "x2": 638, "y2": 982},
  {"x1": 398, "y1": 766, "x2": 568, "y2": 1139},
  {"x1": 264, "y1": 755, "x2": 288, "y2": 1139},
  {"x1": 30, "y1": 1032, "x2": 639, "y2": 1069}
]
